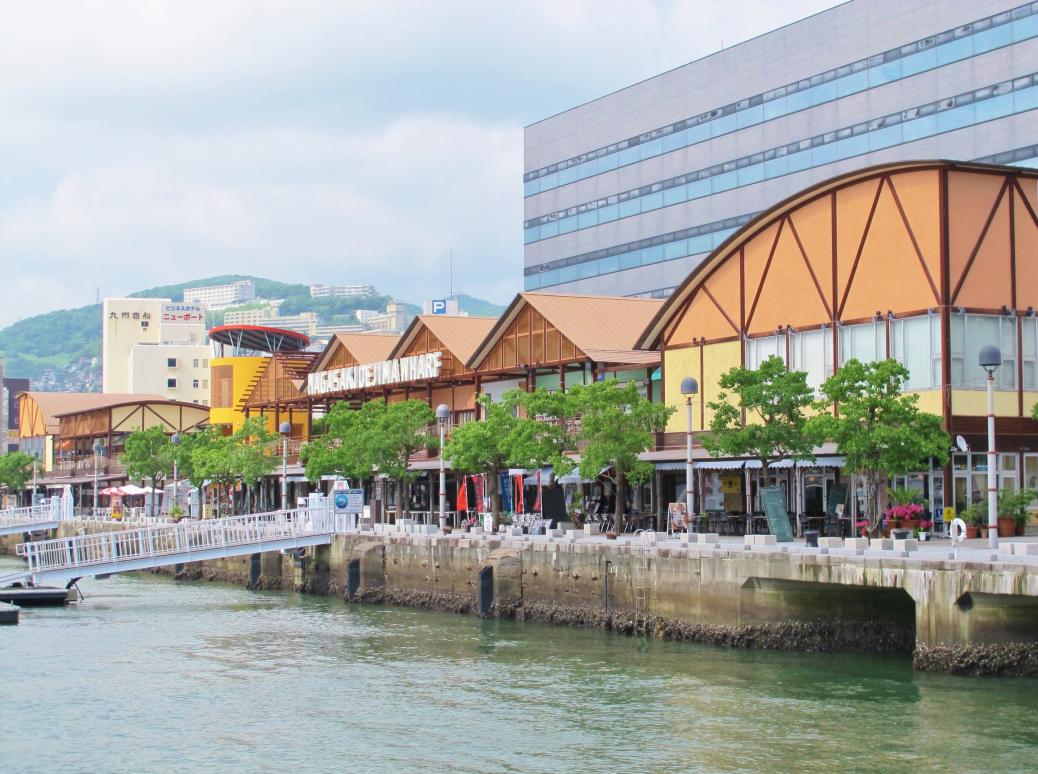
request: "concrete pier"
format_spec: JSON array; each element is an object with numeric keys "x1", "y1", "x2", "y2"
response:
[{"x1": 5, "y1": 525, "x2": 1038, "y2": 675}]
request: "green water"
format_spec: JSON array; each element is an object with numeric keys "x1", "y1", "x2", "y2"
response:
[{"x1": 1, "y1": 558, "x2": 1036, "y2": 773}]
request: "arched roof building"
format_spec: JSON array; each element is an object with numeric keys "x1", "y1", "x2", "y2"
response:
[{"x1": 639, "y1": 160, "x2": 1038, "y2": 515}]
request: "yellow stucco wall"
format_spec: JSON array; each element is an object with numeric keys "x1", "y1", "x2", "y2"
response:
[
  {"x1": 906, "y1": 390, "x2": 943, "y2": 417},
  {"x1": 209, "y1": 356, "x2": 268, "y2": 432},
  {"x1": 664, "y1": 340, "x2": 741, "y2": 432},
  {"x1": 952, "y1": 389, "x2": 1025, "y2": 417}
]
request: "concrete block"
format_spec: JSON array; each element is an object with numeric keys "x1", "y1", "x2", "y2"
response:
[
  {"x1": 566, "y1": 530, "x2": 584, "y2": 540},
  {"x1": 545, "y1": 528, "x2": 564, "y2": 538},
  {"x1": 506, "y1": 527, "x2": 524, "y2": 537},
  {"x1": 1013, "y1": 542, "x2": 1038, "y2": 556},
  {"x1": 584, "y1": 524, "x2": 601, "y2": 535},
  {"x1": 743, "y1": 535, "x2": 756, "y2": 547},
  {"x1": 999, "y1": 542, "x2": 1017, "y2": 556},
  {"x1": 870, "y1": 538, "x2": 893, "y2": 551},
  {"x1": 892, "y1": 538, "x2": 918, "y2": 552},
  {"x1": 827, "y1": 548, "x2": 865, "y2": 557},
  {"x1": 818, "y1": 537, "x2": 844, "y2": 549},
  {"x1": 757, "y1": 534, "x2": 777, "y2": 545},
  {"x1": 695, "y1": 533, "x2": 720, "y2": 544},
  {"x1": 845, "y1": 538, "x2": 869, "y2": 550},
  {"x1": 416, "y1": 525, "x2": 438, "y2": 535}
]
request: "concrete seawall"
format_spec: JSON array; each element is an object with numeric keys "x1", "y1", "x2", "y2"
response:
[{"x1": 5, "y1": 525, "x2": 1038, "y2": 676}]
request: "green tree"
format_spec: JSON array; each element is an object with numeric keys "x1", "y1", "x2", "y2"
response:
[
  {"x1": 443, "y1": 390, "x2": 570, "y2": 528},
  {"x1": 703, "y1": 355, "x2": 816, "y2": 470},
  {"x1": 810, "y1": 358, "x2": 950, "y2": 536},
  {"x1": 302, "y1": 399, "x2": 434, "y2": 520},
  {"x1": 547, "y1": 379, "x2": 674, "y2": 533},
  {"x1": 170, "y1": 429, "x2": 213, "y2": 517},
  {"x1": 121, "y1": 426, "x2": 175, "y2": 516},
  {"x1": 0, "y1": 452, "x2": 35, "y2": 502},
  {"x1": 191, "y1": 417, "x2": 278, "y2": 516}
]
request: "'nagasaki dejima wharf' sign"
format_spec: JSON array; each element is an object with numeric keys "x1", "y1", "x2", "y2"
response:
[{"x1": 307, "y1": 352, "x2": 444, "y2": 395}]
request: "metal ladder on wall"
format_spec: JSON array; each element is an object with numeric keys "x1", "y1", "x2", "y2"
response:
[{"x1": 631, "y1": 531, "x2": 653, "y2": 614}]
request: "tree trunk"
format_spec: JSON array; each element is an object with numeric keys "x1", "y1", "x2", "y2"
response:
[
  {"x1": 614, "y1": 469, "x2": 626, "y2": 534},
  {"x1": 488, "y1": 470, "x2": 500, "y2": 526},
  {"x1": 865, "y1": 473, "x2": 882, "y2": 536}
]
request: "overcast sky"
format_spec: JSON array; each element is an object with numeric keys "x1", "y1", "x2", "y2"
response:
[{"x1": 0, "y1": 0, "x2": 836, "y2": 326}]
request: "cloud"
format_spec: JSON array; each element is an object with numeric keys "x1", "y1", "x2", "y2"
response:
[{"x1": 0, "y1": 0, "x2": 836, "y2": 326}]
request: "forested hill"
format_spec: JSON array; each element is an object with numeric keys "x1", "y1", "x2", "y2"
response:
[{"x1": 0, "y1": 275, "x2": 506, "y2": 388}]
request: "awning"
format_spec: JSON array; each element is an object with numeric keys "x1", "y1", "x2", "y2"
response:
[
  {"x1": 523, "y1": 467, "x2": 553, "y2": 485},
  {"x1": 769, "y1": 456, "x2": 846, "y2": 469},
  {"x1": 695, "y1": 460, "x2": 762, "y2": 470},
  {"x1": 557, "y1": 472, "x2": 590, "y2": 484},
  {"x1": 655, "y1": 461, "x2": 689, "y2": 471}
]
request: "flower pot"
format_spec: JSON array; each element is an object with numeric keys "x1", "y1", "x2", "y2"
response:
[
  {"x1": 997, "y1": 517, "x2": 1016, "y2": 538},
  {"x1": 979, "y1": 527, "x2": 991, "y2": 539},
  {"x1": 887, "y1": 519, "x2": 901, "y2": 529},
  {"x1": 605, "y1": 530, "x2": 618, "y2": 540},
  {"x1": 900, "y1": 519, "x2": 919, "y2": 532},
  {"x1": 1016, "y1": 524, "x2": 1027, "y2": 536},
  {"x1": 965, "y1": 526, "x2": 979, "y2": 539},
  {"x1": 918, "y1": 531, "x2": 929, "y2": 541}
]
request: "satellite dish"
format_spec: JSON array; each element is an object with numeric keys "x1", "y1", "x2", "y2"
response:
[{"x1": 955, "y1": 435, "x2": 970, "y2": 453}]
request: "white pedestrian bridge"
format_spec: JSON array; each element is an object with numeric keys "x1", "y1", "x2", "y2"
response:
[
  {"x1": 0, "y1": 509, "x2": 345, "y2": 588},
  {"x1": 0, "y1": 503, "x2": 66, "y2": 537}
]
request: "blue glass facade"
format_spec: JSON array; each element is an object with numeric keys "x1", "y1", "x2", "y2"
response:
[{"x1": 524, "y1": 1, "x2": 1038, "y2": 299}]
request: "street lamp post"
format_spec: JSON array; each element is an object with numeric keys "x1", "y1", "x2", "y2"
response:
[
  {"x1": 979, "y1": 345, "x2": 1002, "y2": 549},
  {"x1": 170, "y1": 433, "x2": 181, "y2": 517},
  {"x1": 680, "y1": 377, "x2": 699, "y2": 536},
  {"x1": 92, "y1": 440, "x2": 104, "y2": 512},
  {"x1": 279, "y1": 421, "x2": 292, "y2": 512},
  {"x1": 31, "y1": 452, "x2": 39, "y2": 506},
  {"x1": 436, "y1": 404, "x2": 450, "y2": 531}
]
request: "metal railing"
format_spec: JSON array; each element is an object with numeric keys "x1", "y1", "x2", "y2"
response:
[
  {"x1": 0, "y1": 504, "x2": 60, "y2": 529},
  {"x1": 73, "y1": 507, "x2": 173, "y2": 526},
  {"x1": 16, "y1": 508, "x2": 342, "y2": 577}
]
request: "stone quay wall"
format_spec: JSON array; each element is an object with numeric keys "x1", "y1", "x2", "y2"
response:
[{"x1": 5, "y1": 525, "x2": 1038, "y2": 676}]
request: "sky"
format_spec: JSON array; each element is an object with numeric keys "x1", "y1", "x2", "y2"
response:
[{"x1": 0, "y1": 0, "x2": 837, "y2": 327}]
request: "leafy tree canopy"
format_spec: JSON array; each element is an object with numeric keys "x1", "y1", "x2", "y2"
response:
[
  {"x1": 702, "y1": 355, "x2": 816, "y2": 470},
  {"x1": 0, "y1": 452, "x2": 35, "y2": 494}
]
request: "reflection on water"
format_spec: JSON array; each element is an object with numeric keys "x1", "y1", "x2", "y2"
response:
[{"x1": 1, "y1": 557, "x2": 1036, "y2": 773}]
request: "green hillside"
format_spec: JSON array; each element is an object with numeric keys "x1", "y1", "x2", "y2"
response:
[{"x1": 0, "y1": 275, "x2": 506, "y2": 388}]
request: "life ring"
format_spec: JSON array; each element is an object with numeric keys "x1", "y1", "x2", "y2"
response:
[{"x1": 949, "y1": 517, "x2": 967, "y2": 544}]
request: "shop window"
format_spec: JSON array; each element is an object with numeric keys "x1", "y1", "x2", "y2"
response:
[
  {"x1": 839, "y1": 319, "x2": 885, "y2": 365},
  {"x1": 746, "y1": 333, "x2": 786, "y2": 370},
  {"x1": 789, "y1": 327, "x2": 833, "y2": 389},
  {"x1": 950, "y1": 313, "x2": 1017, "y2": 390},
  {"x1": 890, "y1": 314, "x2": 941, "y2": 389},
  {"x1": 167, "y1": 378, "x2": 177, "y2": 389}
]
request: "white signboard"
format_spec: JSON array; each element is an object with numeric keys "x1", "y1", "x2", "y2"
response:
[
  {"x1": 308, "y1": 351, "x2": 444, "y2": 395},
  {"x1": 332, "y1": 480, "x2": 364, "y2": 514},
  {"x1": 162, "y1": 303, "x2": 205, "y2": 324}
]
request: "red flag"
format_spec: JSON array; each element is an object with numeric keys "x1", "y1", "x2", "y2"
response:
[
  {"x1": 534, "y1": 469, "x2": 543, "y2": 513},
  {"x1": 514, "y1": 473, "x2": 524, "y2": 513},
  {"x1": 473, "y1": 474, "x2": 485, "y2": 512},
  {"x1": 457, "y1": 475, "x2": 469, "y2": 511}
]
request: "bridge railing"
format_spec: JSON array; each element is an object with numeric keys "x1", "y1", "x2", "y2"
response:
[
  {"x1": 16, "y1": 509, "x2": 332, "y2": 576},
  {"x1": 0, "y1": 504, "x2": 60, "y2": 528}
]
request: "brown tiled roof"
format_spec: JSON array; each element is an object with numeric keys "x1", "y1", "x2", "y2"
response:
[
  {"x1": 21, "y1": 392, "x2": 168, "y2": 434},
  {"x1": 468, "y1": 292, "x2": 663, "y2": 368},
  {"x1": 392, "y1": 315, "x2": 499, "y2": 363},
  {"x1": 311, "y1": 332, "x2": 399, "y2": 372}
]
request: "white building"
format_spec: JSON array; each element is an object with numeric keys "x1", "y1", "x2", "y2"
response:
[
  {"x1": 102, "y1": 298, "x2": 211, "y2": 405},
  {"x1": 222, "y1": 305, "x2": 317, "y2": 336},
  {"x1": 309, "y1": 283, "x2": 375, "y2": 299},
  {"x1": 366, "y1": 301, "x2": 413, "y2": 334},
  {"x1": 183, "y1": 279, "x2": 255, "y2": 309},
  {"x1": 354, "y1": 309, "x2": 379, "y2": 324},
  {"x1": 421, "y1": 299, "x2": 463, "y2": 316}
]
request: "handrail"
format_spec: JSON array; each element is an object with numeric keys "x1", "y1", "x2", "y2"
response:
[
  {"x1": 0, "y1": 504, "x2": 58, "y2": 528},
  {"x1": 15, "y1": 509, "x2": 341, "y2": 576}
]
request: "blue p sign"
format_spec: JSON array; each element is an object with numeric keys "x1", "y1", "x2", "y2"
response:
[{"x1": 431, "y1": 299, "x2": 447, "y2": 315}]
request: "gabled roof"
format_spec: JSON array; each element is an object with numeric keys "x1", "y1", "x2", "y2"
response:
[
  {"x1": 391, "y1": 315, "x2": 499, "y2": 363},
  {"x1": 467, "y1": 292, "x2": 664, "y2": 368},
  {"x1": 311, "y1": 332, "x2": 399, "y2": 373},
  {"x1": 19, "y1": 392, "x2": 168, "y2": 434}
]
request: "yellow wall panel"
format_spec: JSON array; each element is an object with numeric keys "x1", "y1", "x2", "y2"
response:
[
  {"x1": 905, "y1": 390, "x2": 943, "y2": 417},
  {"x1": 663, "y1": 346, "x2": 701, "y2": 433},
  {"x1": 665, "y1": 341, "x2": 741, "y2": 432},
  {"x1": 952, "y1": 389, "x2": 1021, "y2": 417}
]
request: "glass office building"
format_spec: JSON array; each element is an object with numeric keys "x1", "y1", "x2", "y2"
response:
[{"x1": 523, "y1": 0, "x2": 1038, "y2": 298}]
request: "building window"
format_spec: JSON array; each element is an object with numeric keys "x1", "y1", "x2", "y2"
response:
[
  {"x1": 890, "y1": 314, "x2": 941, "y2": 390},
  {"x1": 746, "y1": 333, "x2": 786, "y2": 370},
  {"x1": 192, "y1": 379, "x2": 199, "y2": 389},
  {"x1": 167, "y1": 358, "x2": 177, "y2": 368},
  {"x1": 167, "y1": 378, "x2": 177, "y2": 388},
  {"x1": 838, "y1": 319, "x2": 885, "y2": 365},
  {"x1": 202, "y1": 379, "x2": 209, "y2": 389},
  {"x1": 950, "y1": 313, "x2": 1016, "y2": 390},
  {"x1": 193, "y1": 359, "x2": 199, "y2": 368},
  {"x1": 202, "y1": 359, "x2": 209, "y2": 368},
  {"x1": 789, "y1": 327, "x2": 833, "y2": 390}
]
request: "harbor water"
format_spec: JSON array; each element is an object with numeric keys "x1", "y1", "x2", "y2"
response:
[{"x1": 1, "y1": 558, "x2": 1037, "y2": 773}]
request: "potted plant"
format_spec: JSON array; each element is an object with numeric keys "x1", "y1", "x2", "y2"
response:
[
  {"x1": 917, "y1": 518, "x2": 932, "y2": 541},
  {"x1": 996, "y1": 487, "x2": 1038, "y2": 537},
  {"x1": 960, "y1": 503, "x2": 982, "y2": 539},
  {"x1": 169, "y1": 504, "x2": 184, "y2": 523},
  {"x1": 886, "y1": 487, "x2": 924, "y2": 532}
]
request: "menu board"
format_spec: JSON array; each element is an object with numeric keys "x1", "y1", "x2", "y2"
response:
[{"x1": 760, "y1": 486, "x2": 794, "y2": 543}]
